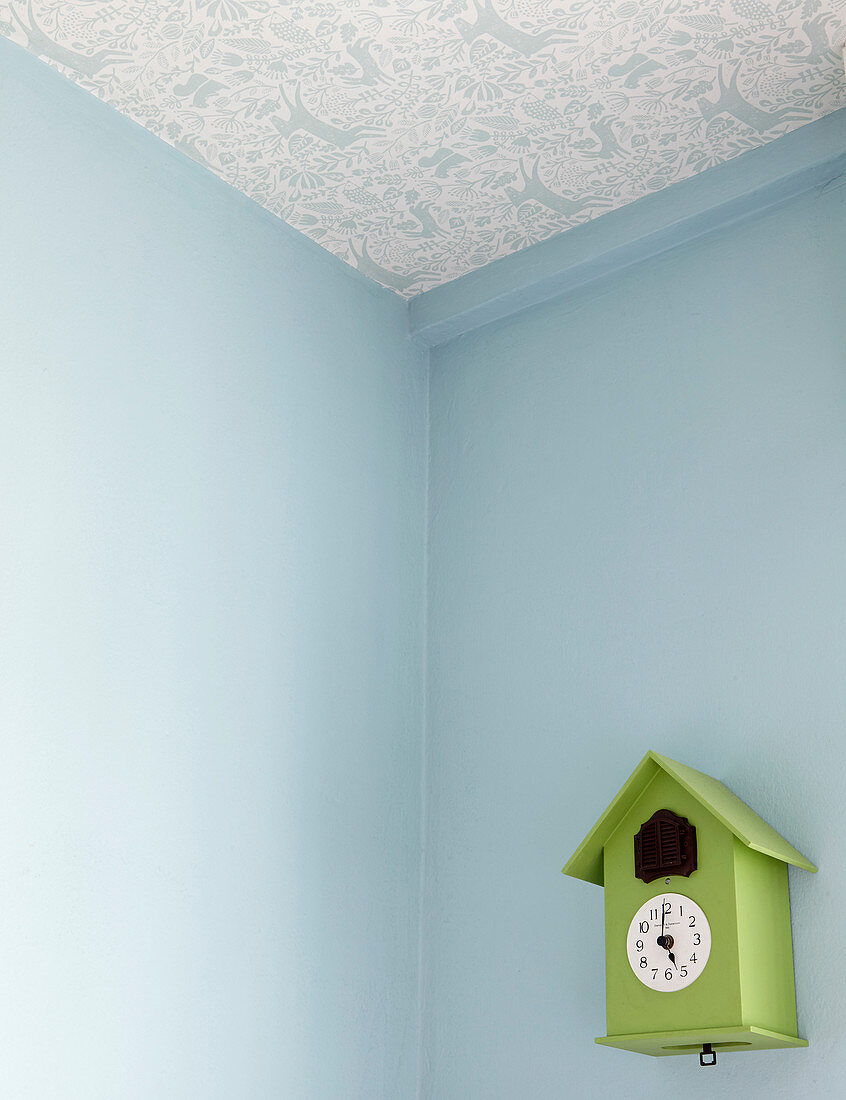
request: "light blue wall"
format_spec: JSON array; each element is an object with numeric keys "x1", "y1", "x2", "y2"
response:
[
  {"x1": 6, "y1": 30, "x2": 846, "y2": 1100},
  {"x1": 0, "y1": 39, "x2": 426, "y2": 1099},
  {"x1": 426, "y1": 178, "x2": 846, "y2": 1096}
]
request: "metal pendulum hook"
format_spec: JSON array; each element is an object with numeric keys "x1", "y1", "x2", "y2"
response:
[{"x1": 699, "y1": 1043, "x2": 717, "y2": 1068}]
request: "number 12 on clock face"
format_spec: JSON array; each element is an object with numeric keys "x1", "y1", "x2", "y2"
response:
[{"x1": 626, "y1": 893, "x2": 712, "y2": 992}]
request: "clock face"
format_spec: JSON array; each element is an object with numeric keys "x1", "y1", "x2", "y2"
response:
[{"x1": 626, "y1": 892, "x2": 711, "y2": 992}]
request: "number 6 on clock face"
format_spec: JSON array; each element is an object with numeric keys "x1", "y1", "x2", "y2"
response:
[{"x1": 626, "y1": 893, "x2": 711, "y2": 992}]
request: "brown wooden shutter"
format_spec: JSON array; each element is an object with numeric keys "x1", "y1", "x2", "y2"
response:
[{"x1": 633, "y1": 809, "x2": 697, "y2": 883}]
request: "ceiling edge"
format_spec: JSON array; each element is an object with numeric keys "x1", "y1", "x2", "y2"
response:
[
  {"x1": 409, "y1": 108, "x2": 846, "y2": 349},
  {"x1": 0, "y1": 34, "x2": 400, "y2": 308}
]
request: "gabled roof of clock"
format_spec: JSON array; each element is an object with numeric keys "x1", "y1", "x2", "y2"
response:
[{"x1": 563, "y1": 750, "x2": 817, "y2": 886}]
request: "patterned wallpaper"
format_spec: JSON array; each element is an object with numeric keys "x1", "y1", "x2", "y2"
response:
[{"x1": 3, "y1": 1, "x2": 846, "y2": 296}]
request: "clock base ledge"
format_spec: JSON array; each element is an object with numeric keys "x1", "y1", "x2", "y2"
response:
[{"x1": 595, "y1": 1025, "x2": 809, "y2": 1058}]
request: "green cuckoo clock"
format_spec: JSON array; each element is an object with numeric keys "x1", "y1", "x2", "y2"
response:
[{"x1": 562, "y1": 751, "x2": 816, "y2": 1065}]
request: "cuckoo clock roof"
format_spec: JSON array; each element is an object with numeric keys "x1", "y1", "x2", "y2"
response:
[{"x1": 563, "y1": 751, "x2": 816, "y2": 887}]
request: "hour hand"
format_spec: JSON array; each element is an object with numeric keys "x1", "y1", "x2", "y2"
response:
[{"x1": 656, "y1": 934, "x2": 678, "y2": 969}]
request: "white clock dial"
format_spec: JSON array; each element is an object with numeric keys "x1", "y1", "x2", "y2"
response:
[{"x1": 626, "y1": 892, "x2": 711, "y2": 992}]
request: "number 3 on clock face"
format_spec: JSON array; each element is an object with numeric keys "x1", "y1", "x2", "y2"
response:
[{"x1": 626, "y1": 893, "x2": 711, "y2": 992}]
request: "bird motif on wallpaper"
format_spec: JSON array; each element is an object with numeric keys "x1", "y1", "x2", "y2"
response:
[
  {"x1": 418, "y1": 149, "x2": 471, "y2": 178},
  {"x1": 268, "y1": 13, "x2": 318, "y2": 49},
  {"x1": 172, "y1": 71, "x2": 226, "y2": 109},
  {"x1": 607, "y1": 52, "x2": 668, "y2": 89}
]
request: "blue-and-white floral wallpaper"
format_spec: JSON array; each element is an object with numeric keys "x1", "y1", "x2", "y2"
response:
[{"x1": 3, "y1": 0, "x2": 846, "y2": 296}]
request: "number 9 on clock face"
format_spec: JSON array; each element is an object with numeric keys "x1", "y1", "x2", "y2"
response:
[{"x1": 626, "y1": 893, "x2": 711, "y2": 992}]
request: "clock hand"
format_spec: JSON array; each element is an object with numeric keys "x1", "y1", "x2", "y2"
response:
[{"x1": 656, "y1": 933, "x2": 677, "y2": 968}]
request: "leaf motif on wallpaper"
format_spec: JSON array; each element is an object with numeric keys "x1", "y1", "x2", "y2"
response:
[
  {"x1": 180, "y1": 30, "x2": 205, "y2": 52},
  {"x1": 678, "y1": 14, "x2": 729, "y2": 28},
  {"x1": 478, "y1": 114, "x2": 522, "y2": 128},
  {"x1": 226, "y1": 37, "x2": 276, "y2": 52}
]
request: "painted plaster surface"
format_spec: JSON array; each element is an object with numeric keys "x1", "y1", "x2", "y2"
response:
[
  {"x1": 426, "y1": 180, "x2": 846, "y2": 1096},
  {"x1": 0, "y1": 38, "x2": 425, "y2": 1098},
  {"x1": 2, "y1": 1, "x2": 845, "y2": 295}
]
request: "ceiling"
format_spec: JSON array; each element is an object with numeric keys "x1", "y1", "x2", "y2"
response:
[{"x1": 3, "y1": 1, "x2": 846, "y2": 297}]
